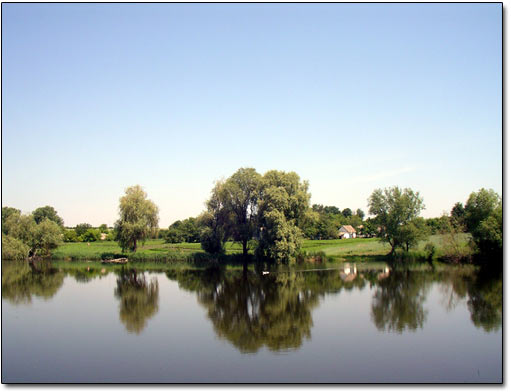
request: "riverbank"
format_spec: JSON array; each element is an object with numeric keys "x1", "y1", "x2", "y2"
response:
[{"x1": 49, "y1": 235, "x2": 471, "y2": 264}]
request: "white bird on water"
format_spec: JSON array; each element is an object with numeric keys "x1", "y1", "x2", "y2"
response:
[{"x1": 262, "y1": 271, "x2": 269, "y2": 275}]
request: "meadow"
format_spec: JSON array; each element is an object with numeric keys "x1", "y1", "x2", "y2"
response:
[{"x1": 51, "y1": 234, "x2": 471, "y2": 264}]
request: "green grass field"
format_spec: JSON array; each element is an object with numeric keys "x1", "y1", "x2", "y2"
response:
[{"x1": 51, "y1": 234, "x2": 472, "y2": 263}]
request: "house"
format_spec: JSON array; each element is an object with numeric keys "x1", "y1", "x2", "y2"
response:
[
  {"x1": 338, "y1": 225, "x2": 357, "y2": 239},
  {"x1": 339, "y1": 263, "x2": 357, "y2": 282}
]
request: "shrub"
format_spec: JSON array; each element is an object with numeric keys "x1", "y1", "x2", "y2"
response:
[
  {"x1": 82, "y1": 229, "x2": 101, "y2": 242},
  {"x1": 64, "y1": 229, "x2": 79, "y2": 242}
]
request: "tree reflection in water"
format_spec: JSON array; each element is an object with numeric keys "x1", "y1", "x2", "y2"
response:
[
  {"x1": 114, "y1": 268, "x2": 159, "y2": 334},
  {"x1": 371, "y1": 270, "x2": 429, "y2": 333},
  {"x1": 466, "y1": 268, "x2": 502, "y2": 332},
  {"x1": 1, "y1": 260, "x2": 65, "y2": 304},
  {"x1": 167, "y1": 267, "x2": 370, "y2": 353}
]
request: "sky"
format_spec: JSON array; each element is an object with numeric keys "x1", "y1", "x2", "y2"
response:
[{"x1": 2, "y1": 3, "x2": 502, "y2": 227}]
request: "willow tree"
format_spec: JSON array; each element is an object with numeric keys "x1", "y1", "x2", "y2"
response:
[
  {"x1": 256, "y1": 170, "x2": 311, "y2": 262},
  {"x1": 114, "y1": 185, "x2": 159, "y2": 252}
]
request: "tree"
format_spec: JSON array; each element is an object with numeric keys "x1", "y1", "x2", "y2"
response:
[
  {"x1": 199, "y1": 181, "x2": 233, "y2": 254},
  {"x1": 30, "y1": 219, "x2": 63, "y2": 256},
  {"x1": 82, "y1": 228, "x2": 100, "y2": 242},
  {"x1": 342, "y1": 208, "x2": 352, "y2": 218},
  {"x1": 2, "y1": 235, "x2": 30, "y2": 260},
  {"x1": 33, "y1": 205, "x2": 64, "y2": 227},
  {"x1": 464, "y1": 189, "x2": 501, "y2": 233},
  {"x1": 221, "y1": 168, "x2": 262, "y2": 257},
  {"x1": 166, "y1": 217, "x2": 200, "y2": 244},
  {"x1": 450, "y1": 202, "x2": 465, "y2": 228},
  {"x1": 114, "y1": 185, "x2": 159, "y2": 252},
  {"x1": 256, "y1": 170, "x2": 310, "y2": 262},
  {"x1": 368, "y1": 186, "x2": 425, "y2": 255},
  {"x1": 356, "y1": 208, "x2": 365, "y2": 220},
  {"x1": 399, "y1": 217, "x2": 430, "y2": 252},
  {"x1": 75, "y1": 223, "x2": 92, "y2": 237},
  {"x1": 463, "y1": 189, "x2": 502, "y2": 258},
  {"x1": 63, "y1": 229, "x2": 79, "y2": 243},
  {"x1": 2, "y1": 207, "x2": 20, "y2": 232},
  {"x1": 99, "y1": 224, "x2": 108, "y2": 233},
  {"x1": 323, "y1": 205, "x2": 340, "y2": 215}
]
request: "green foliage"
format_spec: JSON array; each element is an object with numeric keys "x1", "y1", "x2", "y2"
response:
[
  {"x1": 221, "y1": 167, "x2": 262, "y2": 256},
  {"x1": 360, "y1": 217, "x2": 378, "y2": 237},
  {"x1": 75, "y1": 223, "x2": 92, "y2": 236},
  {"x1": 99, "y1": 224, "x2": 108, "y2": 233},
  {"x1": 323, "y1": 205, "x2": 340, "y2": 215},
  {"x1": 1, "y1": 210, "x2": 62, "y2": 258},
  {"x1": 2, "y1": 207, "x2": 21, "y2": 233},
  {"x1": 300, "y1": 209, "x2": 320, "y2": 239},
  {"x1": 82, "y1": 228, "x2": 101, "y2": 242},
  {"x1": 30, "y1": 219, "x2": 63, "y2": 256},
  {"x1": 398, "y1": 217, "x2": 430, "y2": 252},
  {"x1": 463, "y1": 189, "x2": 502, "y2": 258},
  {"x1": 199, "y1": 181, "x2": 232, "y2": 254},
  {"x1": 425, "y1": 216, "x2": 450, "y2": 235},
  {"x1": 424, "y1": 242, "x2": 436, "y2": 261},
  {"x1": 255, "y1": 170, "x2": 310, "y2": 262},
  {"x1": 63, "y1": 229, "x2": 79, "y2": 242},
  {"x1": 439, "y1": 219, "x2": 473, "y2": 263},
  {"x1": 450, "y1": 202, "x2": 465, "y2": 228},
  {"x1": 2, "y1": 235, "x2": 30, "y2": 260},
  {"x1": 114, "y1": 185, "x2": 159, "y2": 252},
  {"x1": 464, "y1": 189, "x2": 501, "y2": 233},
  {"x1": 165, "y1": 217, "x2": 200, "y2": 244},
  {"x1": 32, "y1": 205, "x2": 64, "y2": 226},
  {"x1": 158, "y1": 228, "x2": 168, "y2": 239},
  {"x1": 256, "y1": 209, "x2": 303, "y2": 262},
  {"x1": 368, "y1": 186, "x2": 425, "y2": 254},
  {"x1": 342, "y1": 208, "x2": 352, "y2": 218},
  {"x1": 356, "y1": 208, "x2": 365, "y2": 220}
]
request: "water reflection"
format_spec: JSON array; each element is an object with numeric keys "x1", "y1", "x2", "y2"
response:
[
  {"x1": 1, "y1": 261, "x2": 502, "y2": 340},
  {"x1": 2, "y1": 260, "x2": 65, "y2": 304},
  {"x1": 167, "y1": 268, "x2": 319, "y2": 353},
  {"x1": 370, "y1": 270, "x2": 428, "y2": 333},
  {"x1": 114, "y1": 268, "x2": 159, "y2": 334},
  {"x1": 467, "y1": 269, "x2": 502, "y2": 332}
]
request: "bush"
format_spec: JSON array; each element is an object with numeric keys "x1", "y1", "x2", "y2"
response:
[
  {"x1": 82, "y1": 229, "x2": 100, "y2": 242},
  {"x1": 64, "y1": 229, "x2": 79, "y2": 242},
  {"x1": 2, "y1": 235, "x2": 30, "y2": 260}
]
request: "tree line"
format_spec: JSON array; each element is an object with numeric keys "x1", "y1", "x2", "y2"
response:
[{"x1": 1, "y1": 167, "x2": 502, "y2": 264}]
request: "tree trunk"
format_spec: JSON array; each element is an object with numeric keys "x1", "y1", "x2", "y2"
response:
[
  {"x1": 242, "y1": 240, "x2": 248, "y2": 257},
  {"x1": 133, "y1": 238, "x2": 137, "y2": 252}
]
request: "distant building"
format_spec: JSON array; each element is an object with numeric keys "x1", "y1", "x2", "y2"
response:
[
  {"x1": 338, "y1": 225, "x2": 357, "y2": 239},
  {"x1": 100, "y1": 233, "x2": 108, "y2": 241}
]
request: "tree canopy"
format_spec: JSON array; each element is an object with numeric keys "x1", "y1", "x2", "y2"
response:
[
  {"x1": 368, "y1": 186, "x2": 425, "y2": 254},
  {"x1": 463, "y1": 188, "x2": 502, "y2": 258},
  {"x1": 114, "y1": 185, "x2": 159, "y2": 252},
  {"x1": 33, "y1": 205, "x2": 64, "y2": 226},
  {"x1": 2, "y1": 209, "x2": 62, "y2": 259}
]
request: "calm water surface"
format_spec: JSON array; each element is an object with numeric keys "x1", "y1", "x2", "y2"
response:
[{"x1": 1, "y1": 260, "x2": 502, "y2": 383}]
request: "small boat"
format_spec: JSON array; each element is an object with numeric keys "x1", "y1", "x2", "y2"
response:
[{"x1": 101, "y1": 258, "x2": 128, "y2": 265}]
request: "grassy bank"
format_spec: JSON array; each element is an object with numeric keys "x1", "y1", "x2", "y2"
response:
[{"x1": 50, "y1": 234, "x2": 472, "y2": 264}]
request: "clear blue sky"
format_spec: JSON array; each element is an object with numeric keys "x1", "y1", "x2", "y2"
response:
[{"x1": 2, "y1": 3, "x2": 502, "y2": 227}]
